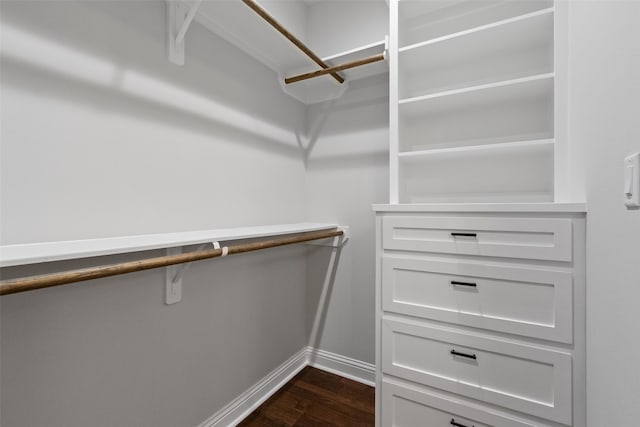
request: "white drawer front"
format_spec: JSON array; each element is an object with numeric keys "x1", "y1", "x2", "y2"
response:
[
  {"x1": 382, "y1": 257, "x2": 573, "y2": 343},
  {"x1": 382, "y1": 217, "x2": 572, "y2": 261},
  {"x1": 382, "y1": 379, "x2": 552, "y2": 427},
  {"x1": 382, "y1": 319, "x2": 572, "y2": 424}
]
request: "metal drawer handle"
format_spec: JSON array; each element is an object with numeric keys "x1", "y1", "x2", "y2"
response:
[
  {"x1": 451, "y1": 232, "x2": 477, "y2": 238},
  {"x1": 450, "y1": 349, "x2": 477, "y2": 360},
  {"x1": 451, "y1": 280, "x2": 477, "y2": 287},
  {"x1": 450, "y1": 418, "x2": 474, "y2": 427}
]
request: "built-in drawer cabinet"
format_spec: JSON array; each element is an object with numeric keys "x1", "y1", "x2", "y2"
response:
[
  {"x1": 382, "y1": 379, "x2": 553, "y2": 427},
  {"x1": 382, "y1": 216, "x2": 573, "y2": 261},
  {"x1": 382, "y1": 318, "x2": 572, "y2": 425},
  {"x1": 382, "y1": 256, "x2": 573, "y2": 342}
]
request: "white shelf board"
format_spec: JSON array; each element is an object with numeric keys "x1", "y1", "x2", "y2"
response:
[
  {"x1": 398, "y1": 0, "x2": 553, "y2": 47},
  {"x1": 398, "y1": 139, "x2": 554, "y2": 160},
  {"x1": 190, "y1": 0, "x2": 387, "y2": 104},
  {"x1": 399, "y1": 7, "x2": 554, "y2": 54},
  {"x1": 399, "y1": 8, "x2": 553, "y2": 98},
  {"x1": 323, "y1": 39, "x2": 388, "y2": 81},
  {"x1": 399, "y1": 73, "x2": 554, "y2": 118},
  {"x1": 281, "y1": 39, "x2": 388, "y2": 104},
  {"x1": 0, "y1": 223, "x2": 338, "y2": 268},
  {"x1": 194, "y1": 0, "x2": 309, "y2": 75},
  {"x1": 372, "y1": 203, "x2": 587, "y2": 213}
]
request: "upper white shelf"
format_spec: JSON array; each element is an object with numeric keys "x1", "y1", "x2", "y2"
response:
[
  {"x1": 281, "y1": 39, "x2": 388, "y2": 104},
  {"x1": 399, "y1": 7, "x2": 553, "y2": 54},
  {"x1": 398, "y1": 0, "x2": 553, "y2": 47},
  {"x1": 0, "y1": 223, "x2": 338, "y2": 268},
  {"x1": 398, "y1": 8, "x2": 554, "y2": 100},
  {"x1": 399, "y1": 73, "x2": 554, "y2": 117},
  {"x1": 177, "y1": 0, "x2": 387, "y2": 104}
]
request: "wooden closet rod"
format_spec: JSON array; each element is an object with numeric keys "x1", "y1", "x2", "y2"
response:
[
  {"x1": 285, "y1": 53, "x2": 386, "y2": 84},
  {"x1": 240, "y1": 0, "x2": 344, "y2": 84},
  {"x1": 0, "y1": 228, "x2": 343, "y2": 296}
]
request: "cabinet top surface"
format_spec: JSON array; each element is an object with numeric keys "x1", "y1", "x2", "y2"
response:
[{"x1": 372, "y1": 203, "x2": 587, "y2": 213}]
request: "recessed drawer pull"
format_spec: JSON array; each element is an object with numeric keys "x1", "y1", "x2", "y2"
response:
[
  {"x1": 450, "y1": 349, "x2": 477, "y2": 360},
  {"x1": 451, "y1": 280, "x2": 477, "y2": 287},
  {"x1": 450, "y1": 232, "x2": 477, "y2": 238},
  {"x1": 450, "y1": 418, "x2": 474, "y2": 427}
]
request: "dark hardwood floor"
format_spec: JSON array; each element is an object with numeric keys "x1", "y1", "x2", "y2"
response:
[{"x1": 238, "y1": 367, "x2": 375, "y2": 426}]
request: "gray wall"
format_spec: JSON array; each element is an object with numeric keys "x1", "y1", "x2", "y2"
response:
[
  {"x1": 568, "y1": 2, "x2": 640, "y2": 426},
  {"x1": 304, "y1": 73, "x2": 389, "y2": 364},
  {"x1": 0, "y1": 1, "x2": 310, "y2": 426},
  {"x1": 303, "y1": 0, "x2": 389, "y2": 367}
]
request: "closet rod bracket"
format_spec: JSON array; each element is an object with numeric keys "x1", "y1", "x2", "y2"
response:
[
  {"x1": 167, "y1": 0, "x2": 202, "y2": 66},
  {"x1": 305, "y1": 226, "x2": 349, "y2": 248},
  {"x1": 166, "y1": 241, "x2": 219, "y2": 305}
]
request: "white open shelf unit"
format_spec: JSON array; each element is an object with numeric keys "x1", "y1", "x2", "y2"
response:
[
  {"x1": 0, "y1": 223, "x2": 339, "y2": 268},
  {"x1": 169, "y1": 0, "x2": 388, "y2": 104},
  {"x1": 390, "y1": 0, "x2": 567, "y2": 204}
]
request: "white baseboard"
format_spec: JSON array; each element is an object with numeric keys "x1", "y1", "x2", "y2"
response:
[
  {"x1": 198, "y1": 346, "x2": 375, "y2": 427},
  {"x1": 198, "y1": 347, "x2": 308, "y2": 427},
  {"x1": 306, "y1": 346, "x2": 375, "y2": 387}
]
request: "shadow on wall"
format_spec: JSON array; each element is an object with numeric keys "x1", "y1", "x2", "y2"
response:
[
  {"x1": 306, "y1": 243, "x2": 344, "y2": 353},
  {"x1": 301, "y1": 73, "x2": 390, "y2": 168},
  {"x1": 1, "y1": 7, "x2": 305, "y2": 160}
]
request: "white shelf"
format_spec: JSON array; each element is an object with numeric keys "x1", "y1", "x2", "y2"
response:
[
  {"x1": 398, "y1": 139, "x2": 554, "y2": 160},
  {"x1": 399, "y1": 73, "x2": 554, "y2": 116},
  {"x1": 323, "y1": 39, "x2": 388, "y2": 81},
  {"x1": 399, "y1": 8, "x2": 554, "y2": 99},
  {"x1": 398, "y1": 0, "x2": 553, "y2": 47},
  {"x1": 281, "y1": 39, "x2": 388, "y2": 104},
  {"x1": 0, "y1": 223, "x2": 339, "y2": 267},
  {"x1": 398, "y1": 72, "x2": 554, "y2": 152},
  {"x1": 400, "y1": 8, "x2": 553, "y2": 53},
  {"x1": 399, "y1": 139, "x2": 554, "y2": 203},
  {"x1": 187, "y1": 1, "x2": 387, "y2": 104}
]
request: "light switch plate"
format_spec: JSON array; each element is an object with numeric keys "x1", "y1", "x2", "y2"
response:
[{"x1": 624, "y1": 152, "x2": 640, "y2": 208}]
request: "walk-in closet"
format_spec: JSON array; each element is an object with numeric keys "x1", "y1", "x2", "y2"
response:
[{"x1": 1, "y1": 1, "x2": 639, "y2": 426}]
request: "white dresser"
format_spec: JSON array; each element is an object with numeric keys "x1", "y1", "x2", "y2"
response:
[{"x1": 374, "y1": 203, "x2": 586, "y2": 427}]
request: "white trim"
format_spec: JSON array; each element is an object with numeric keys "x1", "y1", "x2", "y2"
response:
[
  {"x1": 197, "y1": 347, "x2": 375, "y2": 427},
  {"x1": 306, "y1": 347, "x2": 375, "y2": 387},
  {"x1": 198, "y1": 348, "x2": 308, "y2": 427},
  {"x1": 372, "y1": 202, "x2": 586, "y2": 213}
]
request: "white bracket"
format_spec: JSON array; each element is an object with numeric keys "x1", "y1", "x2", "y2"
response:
[
  {"x1": 165, "y1": 241, "x2": 216, "y2": 305},
  {"x1": 624, "y1": 152, "x2": 640, "y2": 209},
  {"x1": 167, "y1": 0, "x2": 203, "y2": 66},
  {"x1": 384, "y1": 35, "x2": 389, "y2": 61},
  {"x1": 165, "y1": 247, "x2": 184, "y2": 304},
  {"x1": 305, "y1": 226, "x2": 350, "y2": 248}
]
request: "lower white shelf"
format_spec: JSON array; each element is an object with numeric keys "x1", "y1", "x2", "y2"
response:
[
  {"x1": 0, "y1": 223, "x2": 339, "y2": 268},
  {"x1": 399, "y1": 139, "x2": 554, "y2": 203}
]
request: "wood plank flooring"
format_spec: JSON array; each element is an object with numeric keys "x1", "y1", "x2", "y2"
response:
[{"x1": 238, "y1": 367, "x2": 375, "y2": 426}]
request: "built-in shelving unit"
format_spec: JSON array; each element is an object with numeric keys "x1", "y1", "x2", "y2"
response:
[
  {"x1": 0, "y1": 223, "x2": 339, "y2": 267},
  {"x1": 390, "y1": 0, "x2": 566, "y2": 203}
]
